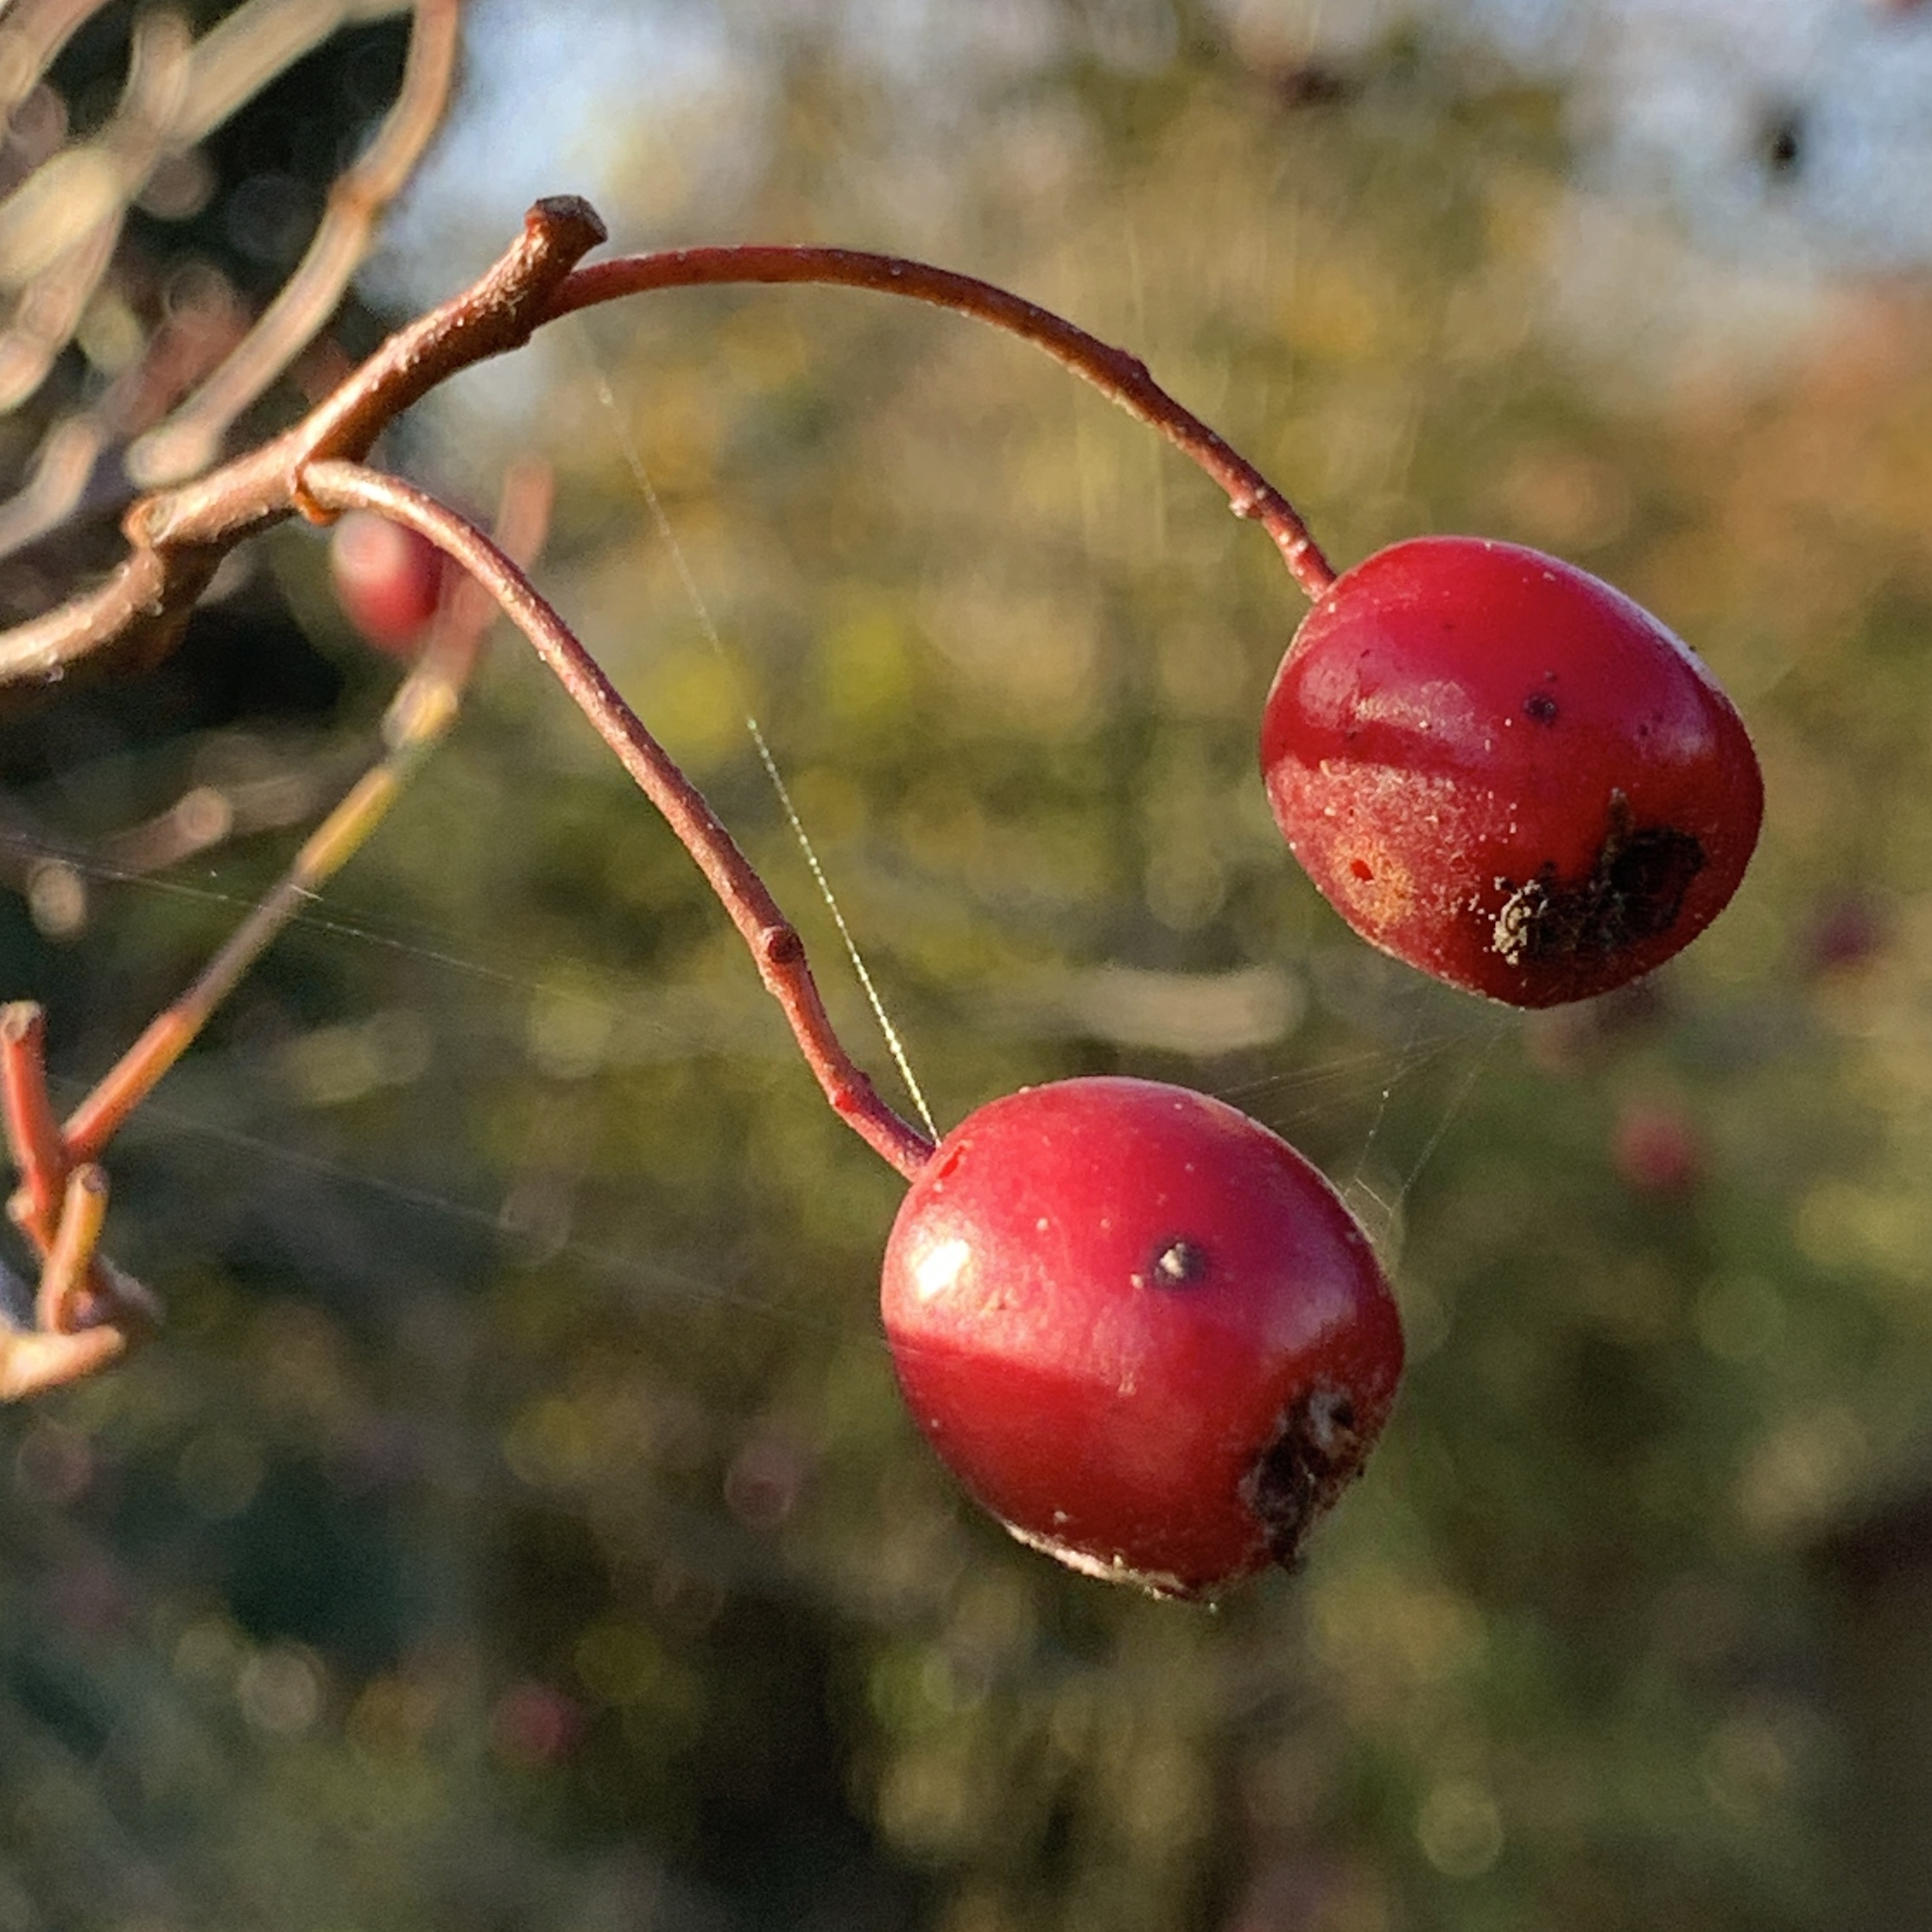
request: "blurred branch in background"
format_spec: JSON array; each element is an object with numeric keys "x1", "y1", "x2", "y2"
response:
[
  {"x1": 127, "y1": 0, "x2": 458, "y2": 488},
  {"x1": 0, "y1": 0, "x2": 452, "y2": 559}
]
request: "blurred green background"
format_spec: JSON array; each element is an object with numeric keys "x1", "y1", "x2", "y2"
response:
[{"x1": 2, "y1": 2, "x2": 1930, "y2": 1927}]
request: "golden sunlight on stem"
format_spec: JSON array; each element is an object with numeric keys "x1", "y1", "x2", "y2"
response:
[
  {"x1": 0, "y1": 1004, "x2": 67, "y2": 1237},
  {"x1": 37, "y1": 1162, "x2": 106, "y2": 1332}
]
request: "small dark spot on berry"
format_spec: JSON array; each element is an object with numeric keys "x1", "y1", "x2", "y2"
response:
[
  {"x1": 1523, "y1": 692, "x2": 1559, "y2": 725},
  {"x1": 1349, "y1": 858, "x2": 1374, "y2": 881},
  {"x1": 1308, "y1": 1391, "x2": 1355, "y2": 1453},
  {"x1": 1150, "y1": 1238, "x2": 1208, "y2": 1287}
]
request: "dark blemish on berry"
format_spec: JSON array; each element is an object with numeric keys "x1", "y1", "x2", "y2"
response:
[
  {"x1": 1523, "y1": 692, "x2": 1559, "y2": 725},
  {"x1": 1150, "y1": 1238, "x2": 1208, "y2": 1287},
  {"x1": 1491, "y1": 789, "x2": 1706, "y2": 967},
  {"x1": 1349, "y1": 858, "x2": 1374, "y2": 881},
  {"x1": 1241, "y1": 1385, "x2": 1365, "y2": 1569}
]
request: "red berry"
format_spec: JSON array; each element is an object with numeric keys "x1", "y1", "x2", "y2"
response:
[
  {"x1": 328, "y1": 510, "x2": 445, "y2": 655},
  {"x1": 1612, "y1": 1100, "x2": 1702, "y2": 1195},
  {"x1": 1801, "y1": 891, "x2": 1884, "y2": 979},
  {"x1": 879, "y1": 1077, "x2": 1402, "y2": 1598},
  {"x1": 488, "y1": 1681, "x2": 584, "y2": 1766},
  {"x1": 1260, "y1": 537, "x2": 1763, "y2": 1006}
]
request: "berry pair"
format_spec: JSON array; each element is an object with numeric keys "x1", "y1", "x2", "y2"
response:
[
  {"x1": 15, "y1": 204, "x2": 1770, "y2": 1595},
  {"x1": 880, "y1": 535, "x2": 1760, "y2": 1597},
  {"x1": 319, "y1": 238, "x2": 1764, "y2": 1599}
]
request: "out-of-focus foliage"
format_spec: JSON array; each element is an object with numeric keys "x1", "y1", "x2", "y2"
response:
[{"x1": 1, "y1": 4, "x2": 1930, "y2": 1929}]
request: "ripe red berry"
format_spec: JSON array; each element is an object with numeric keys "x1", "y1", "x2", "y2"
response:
[
  {"x1": 880, "y1": 1077, "x2": 1402, "y2": 1598},
  {"x1": 327, "y1": 510, "x2": 445, "y2": 655},
  {"x1": 1260, "y1": 537, "x2": 1763, "y2": 1006}
]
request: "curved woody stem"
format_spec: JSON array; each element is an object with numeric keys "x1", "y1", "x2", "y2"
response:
[
  {"x1": 295, "y1": 461, "x2": 938, "y2": 1183},
  {"x1": 547, "y1": 248, "x2": 1337, "y2": 602},
  {"x1": 2, "y1": 199, "x2": 1344, "y2": 1196}
]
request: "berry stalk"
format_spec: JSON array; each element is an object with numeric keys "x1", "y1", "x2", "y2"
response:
[
  {"x1": 546, "y1": 247, "x2": 1337, "y2": 603},
  {"x1": 296, "y1": 459, "x2": 937, "y2": 1183}
]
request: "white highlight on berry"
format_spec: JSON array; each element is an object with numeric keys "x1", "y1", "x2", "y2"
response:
[{"x1": 911, "y1": 1236, "x2": 970, "y2": 1303}]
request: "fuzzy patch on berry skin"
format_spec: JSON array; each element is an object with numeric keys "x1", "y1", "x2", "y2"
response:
[
  {"x1": 1260, "y1": 536, "x2": 1764, "y2": 1006},
  {"x1": 880, "y1": 1077, "x2": 1403, "y2": 1599}
]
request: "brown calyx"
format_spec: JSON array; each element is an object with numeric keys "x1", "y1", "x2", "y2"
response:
[{"x1": 1239, "y1": 1384, "x2": 1367, "y2": 1571}]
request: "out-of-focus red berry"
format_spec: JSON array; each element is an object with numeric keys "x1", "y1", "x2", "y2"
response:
[
  {"x1": 328, "y1": 510, "x2": 445, "y2": 655},
  {"x1": 880, "y1": 1077, "x2": 1403, "y2": 1598},
  {"x1": 1802, "y1": 892, "x2": 1885, "y2": 979},
  {"x1": 1261, "y1": 537, "x2": 1763, "y2": 1006},
  {"x1": 1612, "y1": 1101, "x2": 1702, "y2": 1196},
  {"x1": 488, "y1": 1681, "x2": 583, "y2": 1767}
]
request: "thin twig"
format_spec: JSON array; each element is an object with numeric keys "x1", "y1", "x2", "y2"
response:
[
  {"x1": 0, "y1": 1004, "x2": 66, "y2": 1237},
  {"x1": 0, "y1": 0, "x2": 113, "y2": 131},
  {"x1": 37, "y1": 1161, "x2": 105, "y2": 1331},
  {"x1": 546, "y1": 246, "x2": 1337, "y2": 600},
  {"x1": 130, "y1": 0, "x2": 464, "y2": 486},
  {"x1": 60, "y1": 454, "x2": 553, "y2": 1165},
  {"x1": 295, "y1": 459, "x2": 938, "y2": 1181},
  {"x1": 0, "y1": 195, "x2": 605, "y2": 688}
]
